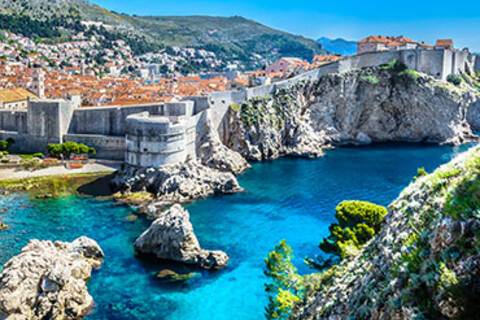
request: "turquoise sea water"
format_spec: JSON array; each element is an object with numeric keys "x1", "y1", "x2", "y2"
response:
[{"x1": 0, "y1": 144, "x2": 473, "y2": 319}]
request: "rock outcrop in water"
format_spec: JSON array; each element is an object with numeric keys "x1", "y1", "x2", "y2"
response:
[
  {"x1": 291, "y1": 146, "x2": 480, "y2": 319},
  {"x1": 111, "y1": 160, "x2": 242, "y2": 206},
  {"x1": 0, "y1": 237, "x2": 104, "y2": 320},
  {"x1": 134, "y1": 204, "x2": 229, "y2": 270},
  {"x1": 0, "y1": 220, "x2": 7, "y2": 231},
  {"x1": 225, "y1": 66, "x2": 480, "y2": 160}
]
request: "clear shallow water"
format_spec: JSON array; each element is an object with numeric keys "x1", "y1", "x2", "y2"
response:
[{"x1": 0, "y1": 144, "x2": 473, "y2": 320}]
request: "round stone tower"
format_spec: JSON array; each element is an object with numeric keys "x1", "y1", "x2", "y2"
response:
[{"x1": 125, "y1": 112, "x2": 191, "y2": 167}]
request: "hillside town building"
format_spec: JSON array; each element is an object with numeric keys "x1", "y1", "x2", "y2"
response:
[
  {"x1": 0, "y1": 88, "x2": 37, "y2": 110},
  {"x1": 266, "y1": 57, "x2": 309, "y2": 73},
  {"x1": 358, "y1": 35, "x2": 431, "y2": 54}
]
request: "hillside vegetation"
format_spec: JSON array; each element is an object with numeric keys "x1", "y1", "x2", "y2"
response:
[
  {"x1": 268, "y1": 146, "x2": 480, "y2": 319},
  {"x1": 0, "y1": 0, "x2": 325, "y2": 67}
]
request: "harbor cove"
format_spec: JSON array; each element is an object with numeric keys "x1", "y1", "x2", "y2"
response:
[{"x1": 0, "y1": 143, "x2": 472, "y2": 320}]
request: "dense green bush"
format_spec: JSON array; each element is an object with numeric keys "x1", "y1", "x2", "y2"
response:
[
  {"x1": 399, "y1": 69, "x2": 420, "y2": 82},
  {"x1": 381, "y1": 59, "x2": 408, "y2": 73},
  {"x1": 447, "y1": 74, "x2": 463, "y2": 86},
  {"x1": 320, "y1": 201, "x2": 388, "y2": 259},
  {"x1": 416, "y1": 167, "x2": 428, "y2": 178},
  {"x1": 0, "y1": 138, "x2": 14, "y2": 151},
  {"x1": 47, "y1": 142, "x2": 96, "y2": 158}
]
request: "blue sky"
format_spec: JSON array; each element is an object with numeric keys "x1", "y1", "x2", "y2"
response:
[{"x1": 93, "y1": 0, "x2": 480, "y2": 51}]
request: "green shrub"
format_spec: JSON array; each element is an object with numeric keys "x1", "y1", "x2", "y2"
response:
[
  {"x1": 447, "y1": 74, "x2": 462, "y2": 86},
  {"x1": 47, "y1": 142, "x2": 96, "y2": 158},
  {"x1": 399, "y1": 69, "x2": 420, "y2": 82},
  {"x1": 265, "y1": 240, "x2": 304, "y2": 320},
  {"x1": 32, "y1": 152, "x2": 44, "y2": 159},
  {"x1": 0, "y1": 140, "x2": 9, "y2": 151},
  {"x1": 416, "y1": 167, "x2": 428, "y2": 178},
  {"x1": 320, "y1": 201, "x2": 388, "y2": 259},
  {"x1": 47, "y1": 144, "x2": 63, "y2": 158},
  {"x1": 381, "y1": 59, "x2": 408, "y2": 73},
  {"x1": 230, "y1": 103, "x2": 241, "y2": 112},
  {"x1": 361, "y1": 75, "x2": 380, "y2": 85}
]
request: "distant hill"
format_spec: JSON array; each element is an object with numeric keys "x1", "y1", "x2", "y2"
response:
[
  {"x1": 317, "y1": 37, "x2": 357, "y2": 56},
  {"x1": 0, "y1": 0, "x2": 326, "y2": 69}
]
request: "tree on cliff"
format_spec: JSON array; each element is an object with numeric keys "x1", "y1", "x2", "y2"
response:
[{"x1": 264, "y1": 240, "x2": 305, "y2": 320}]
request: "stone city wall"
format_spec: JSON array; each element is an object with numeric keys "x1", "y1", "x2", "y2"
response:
[
  {"x1": 0, "y1": 48, "x2": 475, "y2": 162},
  {"x1": 207, "y1": 48, "x2": 476, "y2": 134},
  {"x1": 68, "y1": 103, "x2": 164, "y2": 136},
  {"x1": 0, "y1": 110, "x2": 28, "y2": 133},
  {"x1": 0, "y1": 100, "x2": 76, "y2": 153}
]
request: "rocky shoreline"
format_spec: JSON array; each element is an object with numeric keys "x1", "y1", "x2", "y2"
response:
[
  {"x1": 0, "y1": 237, "x2": 104, "y2": 320},
  {"x1": 111, "y1": 160, "x2": 243, "y2": 207}
]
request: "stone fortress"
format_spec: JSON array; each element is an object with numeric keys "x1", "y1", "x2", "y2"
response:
[{"x1": 0, "y1": 47, "x2": 478, "y2": 168}]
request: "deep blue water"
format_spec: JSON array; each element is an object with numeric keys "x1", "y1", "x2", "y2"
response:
[{"x1": 0, "y1": 144, "x2": 473, "y2": 319}]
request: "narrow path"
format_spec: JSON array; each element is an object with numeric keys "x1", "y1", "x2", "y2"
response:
[{"x1": 0, "y1": 160, "x2": 122, "y2": 181}]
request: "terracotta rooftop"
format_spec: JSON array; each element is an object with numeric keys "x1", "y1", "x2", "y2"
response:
[
  {"x1": 359, "y1": 35, "x2": 418, "y2": 47},
  {"x1": 313, "y1": 55, "x2": 341, "y2": 63},
  {"x1": 435, "y1": 39, "x2": 454, "y2": 48},
  {"x1": 0, "y1": 88, "x2": 37, "y2": 104}
]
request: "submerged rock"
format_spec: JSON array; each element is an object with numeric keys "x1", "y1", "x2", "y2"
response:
[
  {"x1": 112, "y1": 160, "x2": 242, "y2": 206},
  {"x1": 0, "y1": 220, "x2": 7, "y2": 231},
  {"x1": 0, "y1": 237, "x2": 104, "y2": 320},
  {"x1": 134, "y1": 204, "x2": 229, "y2": 270},
  {"x1": 156, "y1": 269, "x2": 200, "y2": 283}
]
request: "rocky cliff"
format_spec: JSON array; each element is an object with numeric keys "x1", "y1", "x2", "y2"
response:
[
  {"x1": 291, "y1": 146, "x2": 480, "y2": 319},
  {"x1": 225, "y1": 66, "x2": 480, "y2": 161}
]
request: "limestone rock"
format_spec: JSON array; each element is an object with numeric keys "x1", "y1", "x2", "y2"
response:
[
  {"x1": 225, "y1": 92, "x2": 327, "y2": 161},
  {"x1": 156, "y1": 269, "x2": 200, "y2": 283},
  {"x1": 134, "y1": 204, "x2": 229, "y2": 270},
  {"x1": 225, "y1": 67, "x2": 480, "y2": 161},
  {"x1": 355, "y1": 132, "x2": 372, "y2": 145},
  {"x1": 0, "y1": 237, "x2": 104, "y2": 320},
  {"x1": 198, "y1": 111, "x2": 250, "y2": 175},
  {"x1": 112, "y1": 160, "x2": 242, "y2": 205}
]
